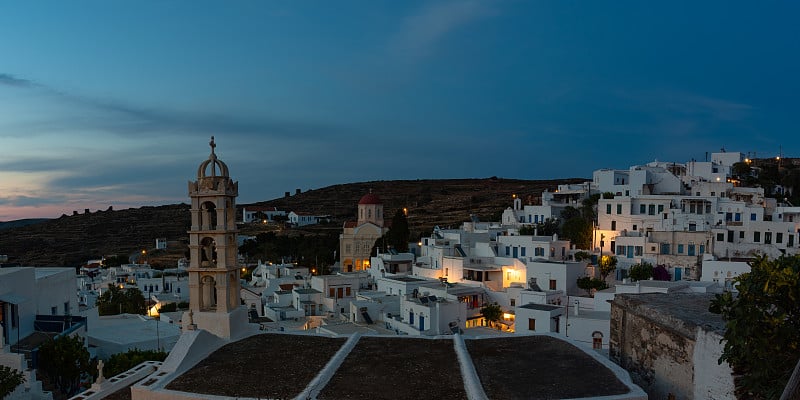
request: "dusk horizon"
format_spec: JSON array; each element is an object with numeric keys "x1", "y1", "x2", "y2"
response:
[{"x1": 2, "y1": 1, "x2": 798, "y2": 220}]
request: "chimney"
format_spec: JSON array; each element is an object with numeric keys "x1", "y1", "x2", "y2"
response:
[{"x1": 296, "y1": 188, "x2": 301, "y2": 195}]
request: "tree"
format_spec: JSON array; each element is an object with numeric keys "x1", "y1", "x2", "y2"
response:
[
  {"x1": 0, "y1": 366, "x2": 25, "y2": 398},
  {"x1": 561, "y1": 217, "x2": 592, "y2": 249},
  {"x1": 598, "y1": 255, "x2": 617, "y2": 281},
  {"x1": 628, "y1": 262, "x2": 654, "y2": 282},
  {"x1": 385, "y1": 209, "x2": 410, "y2": 252},
  {"x1": 519, "y1": 218, "x2": 559, "y2": 237},
  {"x1": 96, "y1": 284, "x2": 146, "y2": 316},
  {"x1": 38, "y1": 334, "x2": 92, "y2": 396},
  {"x1": 103, "y1": 349, "x2": 168, "y2": 378},
  {"x1": 709, "y1": 255, "x2": 800, "y2": 399},
  {"x1": 653, "y1": 264, "x2": 671, "y2": 281},
  {"x1": 480, "y1": 303, "x2": 503, "y2": 328},
  {"x1": 573, "y1": 251, "x2": 592, "y2": 262},
  {"x1": 103, "y1": 255, "x2": 128, "y2": 268},
  {"x1": 576, "y1": 276, "x2": 608, "y2": 297}
]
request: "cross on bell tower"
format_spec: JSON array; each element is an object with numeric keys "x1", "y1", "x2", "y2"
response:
[{"x1": 185, "y1": 136, "x2": 247, "y2": 338}]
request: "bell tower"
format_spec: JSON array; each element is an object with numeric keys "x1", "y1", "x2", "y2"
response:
[{"x1": 185, "y1": 136, "x2": 247, "y2": 338}]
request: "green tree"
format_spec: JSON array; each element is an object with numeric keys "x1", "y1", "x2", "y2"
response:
[
  {"x1": 96, "y1": 284, "x2": 146, "y2": 316},
  {"x1": 38, "y1": 334, "x2": 92, "y2": 396},
  {"x1": 519, "y1": 218, "x2": 560, "y2": 237},
  {"x1": 628, "y1": 262, "x2": 654, "y2": 282},
  {"x1": 598, "y1": 255, "x2": 618, "y2": 281},
  {"x1": 573, "y1": 251, "x2": 592, "y2": 262},
  {"x1": 386, "y1": 209, "x2": 410, "y2": 252},
  {"x1": 103, "y1": 255, "x2": 128, "y2": 268},
  {"x1": 576, "y1": 276, "x2": 608, "y2": 297},
  {"x1": 561, "y1": 217, "x2": 592, "y2": 249},
  {"x1": 103, "y1": 349, "x2": 168, "y2": 378},
  {"x1": 709, "y1": 255, "x2": 800, "y2": 399},
  {"x1": 0, "y1": 366, "x2": 25, "y2": 398},
  {"x1": 480, "y1": 303, "x2": 503, "y2": 328}
]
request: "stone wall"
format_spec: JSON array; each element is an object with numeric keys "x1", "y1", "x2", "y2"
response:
[{"x1": 610, "y1": 295, "x2": 695, "y2": 399}]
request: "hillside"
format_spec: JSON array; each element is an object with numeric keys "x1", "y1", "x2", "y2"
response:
[{"x1": 0, "y1": 177, "x2": 585, "y2": 267}]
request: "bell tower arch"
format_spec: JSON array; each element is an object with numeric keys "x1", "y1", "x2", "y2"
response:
[{"x1": 185, "y1": 136, "x2": 247, "y2": 338}]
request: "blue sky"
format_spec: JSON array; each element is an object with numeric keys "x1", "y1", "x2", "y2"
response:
[{"x1": 1, "y1": 1, "x2": 798, "y2": 220}]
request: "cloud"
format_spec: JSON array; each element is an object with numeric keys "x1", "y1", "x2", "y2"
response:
[
  {"x1": 0, "y1": 72, "x2": 349, "y2": 141},
  {"x1": 0, "y1": 73, "x2": 35, "y2": 88},
  {"x1": 391, "y1": 1, "x2": 495, "y2": 62}
]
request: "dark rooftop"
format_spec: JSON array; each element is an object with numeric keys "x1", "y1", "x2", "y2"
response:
[
  {"x1": 160, "y1": 332, "x2": 639, "y2": 399},
  {"x1": 612, "y1": 293, "x2": 725, "y2": 336},
  {"x1": 520, "y1": 303, "x2": 563, "y2": 311},
  {"x1": 467, "y1": 336, "x2": 630, "y2": 399},
  {"x1": 318, "y1": 337, "x2": 466, "y2": 400}
]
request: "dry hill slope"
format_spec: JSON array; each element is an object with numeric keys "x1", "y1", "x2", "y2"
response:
[{"x1": 0, "y1": 177, "x2": 585, "y2": 267}]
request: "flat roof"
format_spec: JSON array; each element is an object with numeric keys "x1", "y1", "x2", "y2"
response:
[
  {"x1": 294, "y1": 288, "x2": 321, "y2": 294},
  {"x1": 159, "y1": 333, "x2": 641, "y2": 399},
  {"x1": 613, "y1": 293, "x2": 725, "y2": 335},
  {"x1": 520, "y1": 303, "x2": 562, "y2": 312},
  {"x1": 384, "y1": 276, "x2": 428, "y2": 283}
]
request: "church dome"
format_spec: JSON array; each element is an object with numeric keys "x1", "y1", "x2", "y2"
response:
[
  {"x1": 197, "y1": 136, "x2": 230, "y2": 178},
  {"x1": 358, "y1": 192, "x2": 382, "y2": 205}
]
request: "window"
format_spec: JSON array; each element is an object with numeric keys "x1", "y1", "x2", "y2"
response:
[
  {"x1": 521, "y1": 247, "x2": 526, "y2": 257},
  {"x1": 740, "y1": 231, "x2": 745, "y2": 239},
  {"x1": 678, "y1": 244, "x2": 684, "y2": 254},
  {"x1": 735, "y1": 213, "x2": 741, "y2": 222},
  {"x1": 64, "y1": 301, "x2": 70, "y2": 314},
  {"x1": 329, "y1": 288, "x2": 335, "y2": 297},
  {"x1": 765, "y1": 232, "x2": 772, "y2": 244},
  {"x1": 696, "y1": 192, "x2": 701, "y2": 196},
  {"x1": 10, "y1": 305, "x2": 17, "y2": 328},
  {"x1": 617, "y1": 204, "x2": 622, "y2": 214},
  {"x1": 728, "y1": 231, "x2": 734, "y2": 243},
  {"x1": 640, "y1": 204, "x2": 646, "y2": 214},
  {"x1": 593, "y1": 337, "x2": 603, "y2": 349},
  {"x1": 445, "y1": 268, "x2": 449, "y2": 276},
  {"x1": 346, "y1": 287, "x2": 352, "y2": 296},
  {"x1": 606, "y1": 204, "x2": 612, "y2": 214},
  {"x1": 716, "y1": 233, "x2": 724, "y2": 242},
  {"x1": 689, "y1": 223, "x2": 696, "y2": 231},
  {"x1": 409, "y1": 311, "x2": 414, "y2": 325},
  {"x1": 777, "y1": 233, "x2": 783, "y2": 244},
  {"x1": 505, "y1": 246, "x2": 510, "y2": 256},
  {"x1": 688, "y1": 244, "x2": 695, "y2": 256},
  {"x1": 510, "y1": 299, "x2": 516, "y2": 307},
  {"x1": 632, "y1": 224, "x2": 638, "y2": 231},
  {"x1": 699, "y1": 244, "x2": 705, "y2": 254},
  {"x1": 528, "y1": 318, "x2": 536, "y2": 331},
  {"x1": 789, "y1": 235, "x2": 795, "y2": 247},
  {"x1": 634, "y1": 246, "x2": 643, "y2": 256},
  {"x1": 754, "y1": 231, "x2": 761, "y2": 242},
  {"x1": 661, "y1": 243, "x2": 670, "y2": 254},
  {"x1": 51, "y1": 306, "x2": 57, "y2": 315},
  {"x1": 658, "y1": 204, "x2": 664, "y2": 213},
  {"x1": 751, "y1": 213, "x2": 757, "y2": 221},
  {"x1": 549, "y1": 280, "x2": 557, "y2": 290},
  {"x1": 648, "y1": 204, "x2": 656, "y2": 215},
  {"x1": 611, "y1": 221, "x2": 616, "y2": 230},
  {"x1": 711, "y1": 192, "x2": 715, "y2": 196}
]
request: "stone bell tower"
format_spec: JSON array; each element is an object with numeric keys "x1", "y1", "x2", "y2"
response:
[{"x1": 185, "y1": 136, "x2": 247, "y2": 338}]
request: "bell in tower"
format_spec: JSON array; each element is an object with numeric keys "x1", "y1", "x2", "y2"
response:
[{"x1": 184, "y1": 136, "x2": 248, "y2": 339}]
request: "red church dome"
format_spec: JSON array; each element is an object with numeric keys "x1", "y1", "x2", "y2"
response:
[{"x1": 358, "y1": 192, "x2": 382, "y2": 205}]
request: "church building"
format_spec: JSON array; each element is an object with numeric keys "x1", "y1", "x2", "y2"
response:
[{"x1": 339, "y1": 191, "x2": 389, "y2": 272}]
